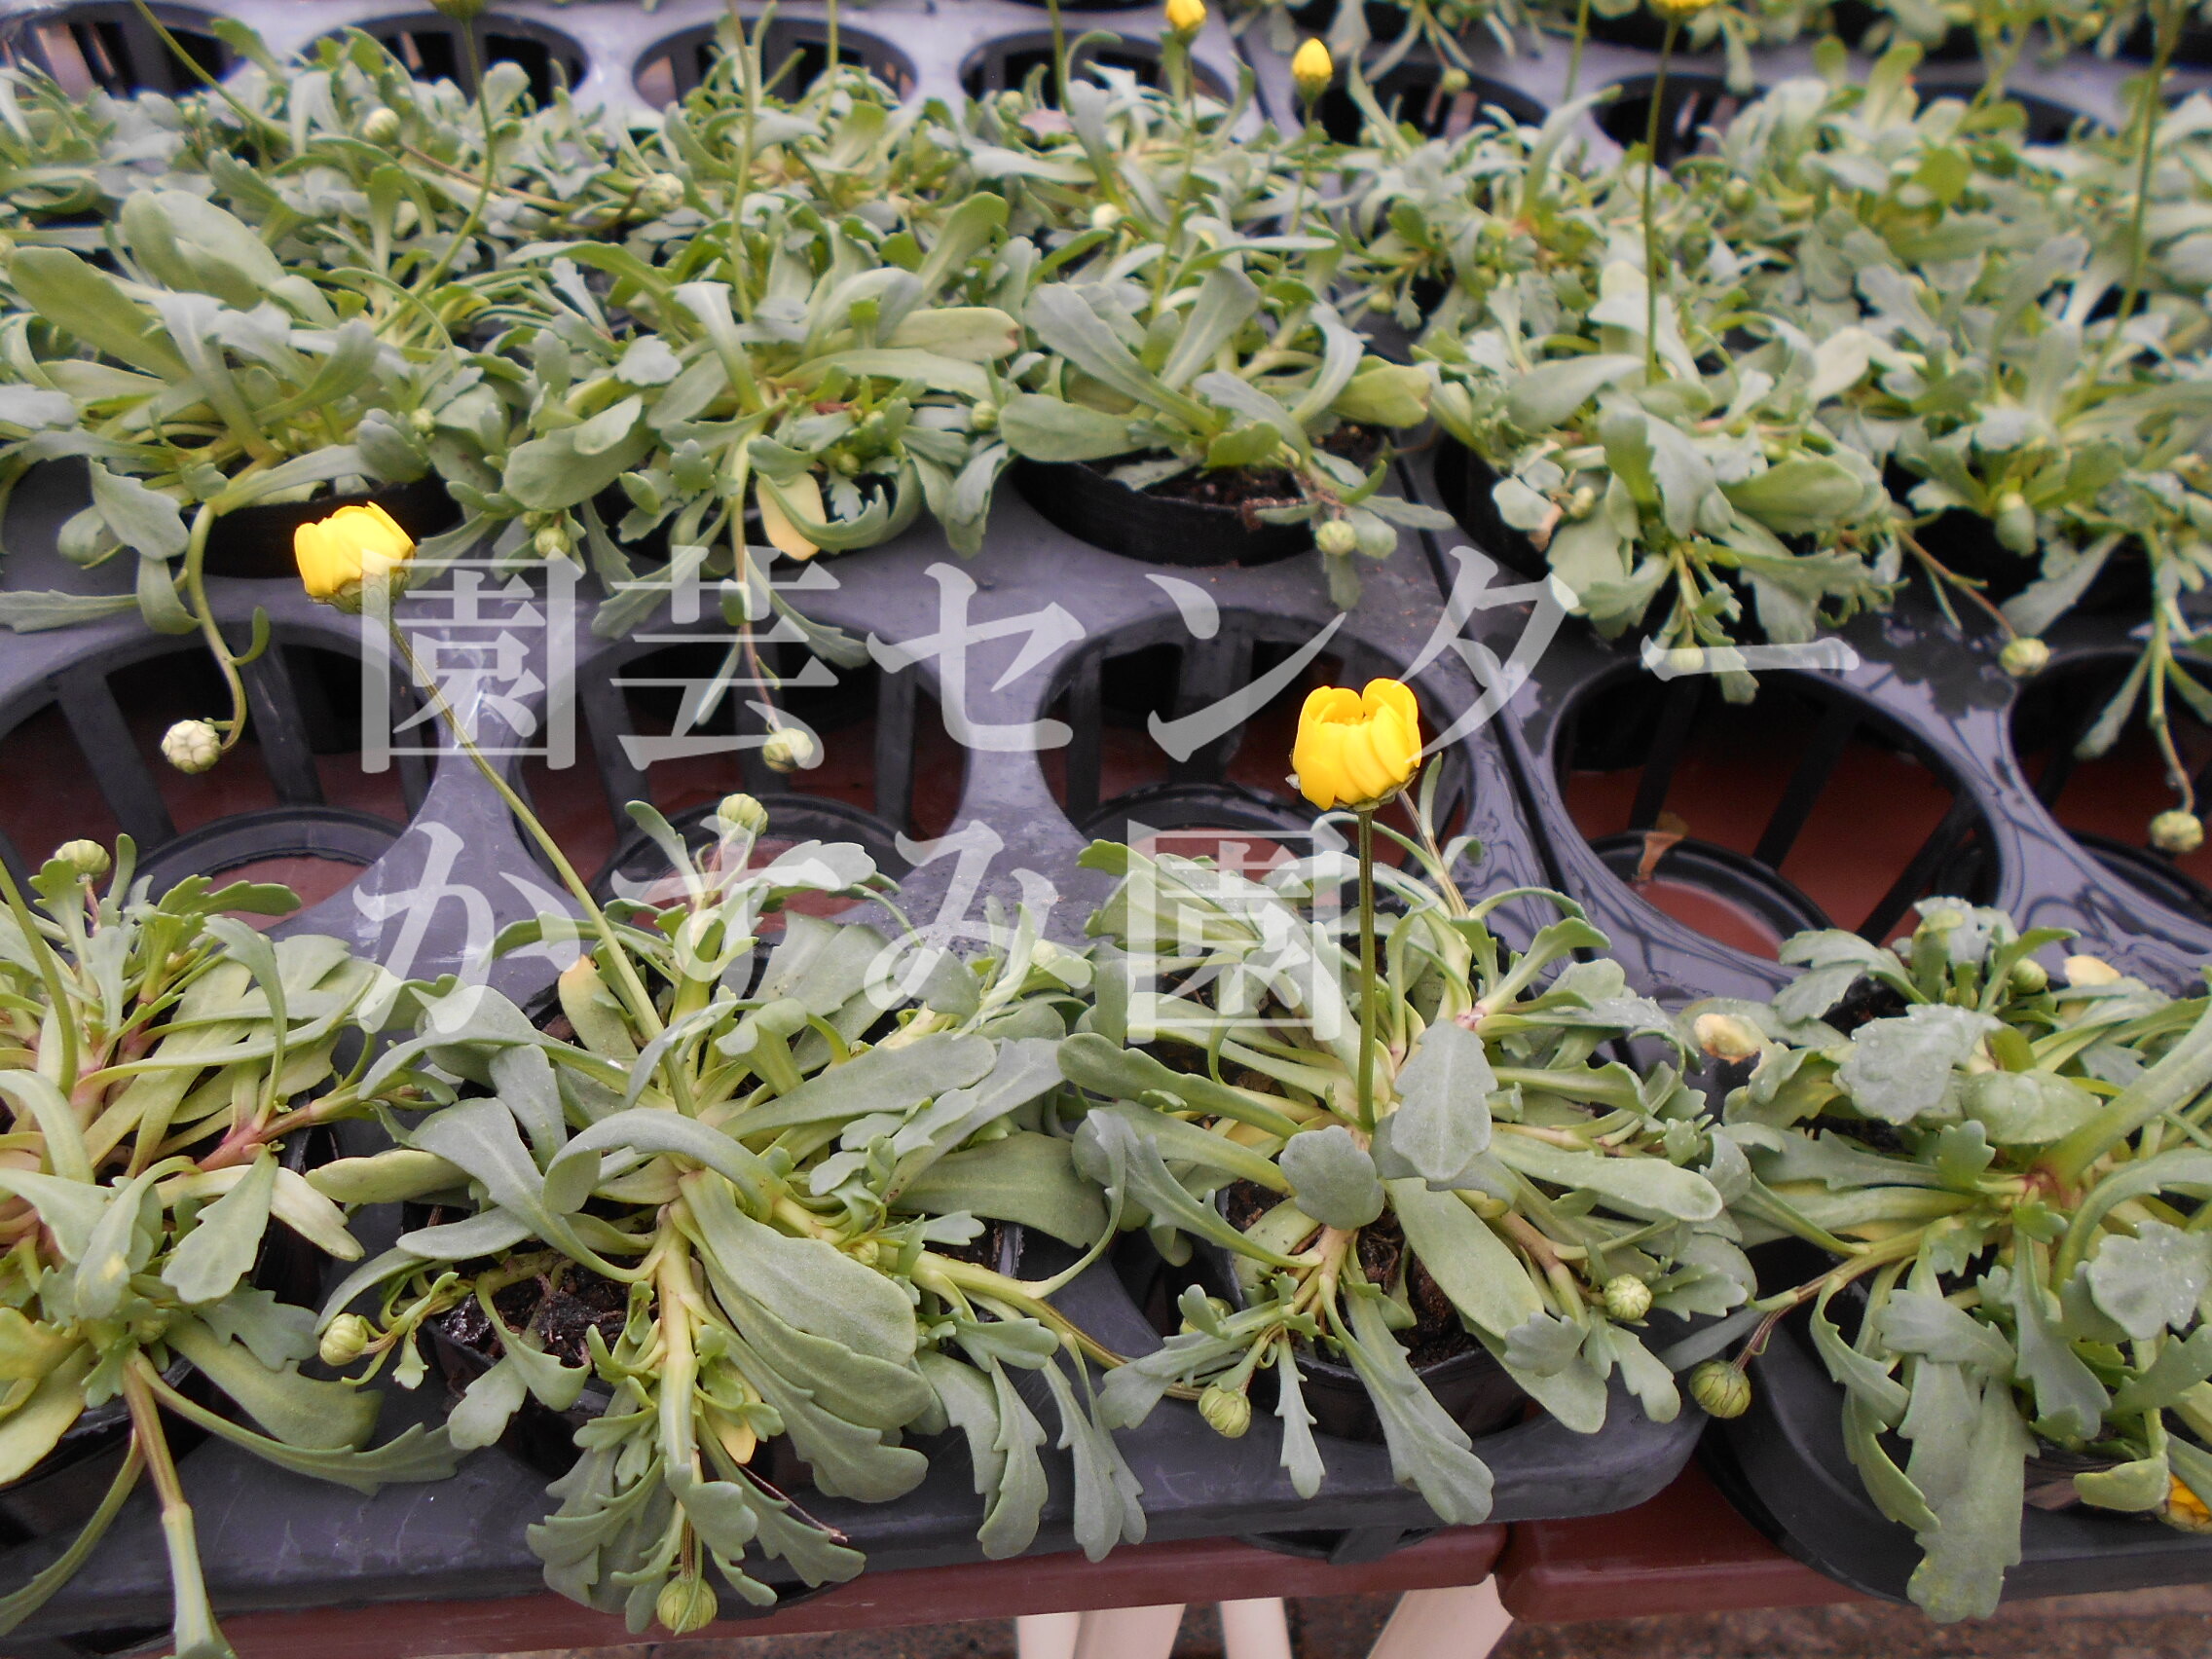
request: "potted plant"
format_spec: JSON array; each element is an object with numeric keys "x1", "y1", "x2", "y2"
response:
[
  {"x1": 1688, "y1": 899, "x2": 2212, "y2": 1618},
  {"x1": 0, "y1": 837, "x2": 456, "y2": 1659},
  {"x1": 1052, "y1": 682, "x2": 1745, "y2": 1519}
]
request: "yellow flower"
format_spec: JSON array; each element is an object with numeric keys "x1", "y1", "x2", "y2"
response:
[
  {"x1": 2164, "y1": 1476, "x2": 2212, "y2": 1534},
  {"x1": 1165, "y1": 0, "x2": 1207, "y2": 36},
  {"x1": 1648, "y1": 0, "x2": 1723, "y2": 14},
  {"x1": 1292, "y1": 38, "x2": 1334, "y2": 102},
  {"x1": 1292, "y1": 678, "x2": 1421, "y2": 812},
  {"x1": 295, "y1": 502, "x2": 417, "y2": 612}
]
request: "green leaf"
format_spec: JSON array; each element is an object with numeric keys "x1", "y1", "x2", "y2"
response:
[
  {"x1": 2074, "y1": 1454, "x2": 2170, "y2": 1512},
  {"x1": 1278, "y1": 1124, "x2": 1384, "y2": 1231},
  {"x1": 1721, "y1": 457, "x2": 1866, "y2": 535},
  {"x1": 1057, "y1": 1033, "x2": 1303, "y2": 1137},
  {"x1": 886, "y1": 307, "x2": 1021, "y2": 363},
  {"x1": 1387, "y1": 1180, "x2": 1542, "y2": 1340},
  {"x1": 1837, "y1": 1006, "x2": 1998, "y2": 1124},
  {"x1": 2084, "y1": 1220, "x2": 2212, "y2": 1341},
  {"x1": 1159, "y1": 267, "x2": 1263, "y2": 391},
  {"x1": 1905, "y1": 1379, "x2": 2030, "y2": 1623},
  {"x1": 893, "y1": 1131, "x2": 1108, "y2": 1247},
  {"x1": 162, "y1": 1150, "x2": 276, "y2": 1305},
  {"x1": 1506, "y1": 354, "x2": 1642, "y2": 431},
  {"x1": 1025, "y1": 284, "x2": 1196, "y2": 422},
  {"x1": 2110, "y1": 1325, "x2": 2212, "y2": 1414},
  {"x1": 545, "y1": 1108, "x2": 773, "y2": 1217},
  {"x1": 502, "y1": 424, "x2": 655, "y2": 510},
  {"x1": 2003, "y1": 1261, "x2": 2107, "y2": 1439},
  {"x1": 735, "y1": 1032, "x2": 996, "y2": 1136},
  {"x1": 1963, "y1": 1071, "x2": 2100, "y2": 1146},
  {"x1": 998, "y1": 392, "x2": 1135, "y2": 462},
  {"x1": 88, "y1": 463, "x2": 187, "y2": 561},
  {"x1": 1330, "y1": 363, "x2": 1430, "y2": 428},
  {"x1": 1339, "y1": 1291, "x2": 1494, "y2": 1525},
  {"x1": 1487, "y1": 1133, "x2": 1721, "y2": 1222},
  {"x1": 1372, "y1": 1020, "x2": 1493, "y2": 1188},
  {"x1": 685, "y1": 1171, "x2": 917, "y2": 1363},
  {"x1": 1875, "y1": 1291, "x2": 2012, "y2": 1372},
  {"x1": 11, "y1": 247, "x2": 187, "y2": 378},
  {"x1": 166, "y1": 1318, "x2": 380, "y2": 1452}
]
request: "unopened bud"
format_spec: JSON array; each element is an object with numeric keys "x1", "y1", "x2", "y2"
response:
[
  {"x1": 1602, "y1": 1274, "x2": 1652, "y2": 1322},
  {"x1": 1165, "y1": 0, "x2": 1208, "y2": 37},
  {"x1": 1090, "y1": 203, "x2": 1124, "y2": 232},
  {"x1": 1437, "y1": 66, "x2": 1470, "y2": 93},
  {"x1": 1691, "y1": 1011, "x2": 1761, "y2": 1061},
  {"x1": 2153, "y1": 809, "x2": 2204, "y2": 857},
  {"x1": 318, "y1": 1313, "x2": 373, "y2": 1368},
  {"x1": 161, "y1": 719, "x2": 221, "y2": 775},
  {"x1": 972, "y1": 400, "x2": 1000, "y2": 431},
  {"x1": 2164, "y1": 1476, "x2": 2212, "y2": 1534},
  {"x1": 1690, "y1": 1360, "x2": 1751, "y2": 1419},
  {"x1": 2064, "y1": 953, "x2": 2122, "y2": 988},
  {"x1": 654, "y1": 1573, "x2": 719, "y2": 1636},
  {"x1": 1292, "y1": 37, "x2": 1334, "y2": 102},
  {"x1": 761, "y1": 726, "x2": 819, "y2": 773},
  {"x1": 1353, "y1": 517, "x2": 1397, "y2": 558},
  {"x1": 1316, "y1": 518, "x2": 1358, "y2": 556},
  {"x1": 996, "y1": 90, "x2": 1025, "y2": 122},
  {"x1": 2000, "y1": 635, "x2": 2050, "y2": 679},
  {"x1": 533, "y1": 524, "x2": 571, "y2": 560},
  {"x1": 638, "y1": 171, "x2": 685, "y2": 216},
  {"x1": 409, "y1": 407, "x2": 438, "y2": 435},
  {"x1": 53, "y1": 839, "x2": 109, "y2": 878},
  {"x1": 1994, "y1": 492, "x2": 2037, "y2": 555},
  {"x1": 2010, "y1": 956, "x2": 2049, "y2": 994},
  {"x1": 717, "y1": 793, "x2": 768, "y2": 837},
  {"x1": 1198, "y1": 1382, "x2": 1252, "y2": 1438},
  {"x1": 361, "y1": 107, "x2": 402, "y2": 146}
]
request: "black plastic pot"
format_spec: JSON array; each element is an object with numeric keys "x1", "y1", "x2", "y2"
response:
[
  {"x1": 1012, "y1": 458, "x2": 1313, "y2": 569},
  {"x1": 1910, "y1": 503, "x2": 2150, "y2": 618},
  {"x1": 1431, "y1": 437, "x2": 1558, "y2": 585},
  {"x1": 201, "y1": 476, "x2": 461, "y2": 581},
  {"x1": 1702, "y1": 1244, "x2": 2212, "y2": 1605},
  {"x1": 1318, "y1": 59, "x2": 1546, "y2": 144}
]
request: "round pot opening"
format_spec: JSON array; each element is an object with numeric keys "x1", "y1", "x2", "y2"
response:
[
  {"x1": 1, "y1": 2, "x2": 226, "y2": 97},
  {"x1": 1558, "y1": 667, "x2": 1995, "y2": 954},
  {"x1": 1594, "y1": 74, "x2": 1755, "y2": 167},
  {"x1": 1317, "y1": 60, "x2": 1546, "y2": 144},
  {"x1": 634, "y1": 20, "x2": 917, "y2": 107},
  {"x1": 959, "y1": 34, "x2": 1230, "y2": 106},
  {"x1": 341, "y1": 15, "x2": 587, "y2": 105}
]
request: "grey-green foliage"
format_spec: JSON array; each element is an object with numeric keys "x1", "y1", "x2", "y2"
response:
[
  {"x1": 1063, "y1": 826, "x2": 1741, "y2": 1526},
  {"x1": 1698, "y1": 898, "x2": 2212, "y2": 1620},
  {"x1": 313, "y1": 805, "x2": 1138, "y2": 1632}
]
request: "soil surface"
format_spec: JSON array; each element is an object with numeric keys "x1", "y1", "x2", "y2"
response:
[
  {"x1": 1221, "y1": 1179, "x2": 1477, "y2": 1369},
  {"x1": 436, "y1": 1265, "x2": 630, "y2": 1368},
  {"x1": 1117, "y1": 425, "x2": 1384, "y2": 515}
]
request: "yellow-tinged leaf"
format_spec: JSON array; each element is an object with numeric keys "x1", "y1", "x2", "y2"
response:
[
  {"x1": 757, "y1": 476, "x2": 822, "y2": 561},
  {"x1": 0, "y1": 1308, "x2": 78, "y2": 1386},
  {"x1": 0, "y1": 1341, "x2": 92, "y2": 1483}
]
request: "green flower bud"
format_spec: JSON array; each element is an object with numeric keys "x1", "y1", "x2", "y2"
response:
[
  {"x1": 409, "y1": 406, "x2": 438, "y2": 435},
  {"x1": 361, "y1": 107, "x2": 402, "y2": 146},
  {"x1": 1437, "y1": 66, "x2": 1471, "y2": 94},
  {"x1": 1690, "y1": 1360, "x2": 1751, "y2": 1419},
  {"x1": 1090, "y1": 203, "x2": 1124, "y2": 233},
  {"x1": 161, "y1": 719, "x2": 221, "y2": 776},
  {"x1": 533, "y1": 524, "x2": 571, "y2": 561},
  {"x1": 2153, "y1": 809, "x2": 2205, "y2": 857},
  {"x1": 2000, "y1": 635, "x2": 2049, "y2": 679},
  {"x1": 638, "y1": 171, "x2": 685, "y2": 216},
  {"x1": 1353, "y1": 517, "x2": 1398, "y2": 558},
  {"x1": 1315, "y1": 519, "x2": 1359, "y2": 557},
  {"x1": 1602, "y1": 1274, "x2": 1652, "y2": 1322},
  {"x1": 654, "y1": 1573, "x2": 719, "y2": 1636},
  {"x1": 53, "y1": 839, "x2": 109, "y2": 879},
  {"x1": 1722, "y1": 178, "x2": 1751, "y2": 210},
  {"x1": 761, "y1": 726, "x2": 819, "y2": 774},
  {"x1": 1199, "y1": 1382, "x2": 1252, "y2": 1438},
  {"x1": 318, "y1": 1313, "x2": 373, "y2": 1368},
  {"x1": 718, "y1": 793, "x2": 769, "y2": 837},
  {"x1": 2010, "y1": 956, "x2": 2049, "y2": 994},
  {"x1": 972, "y1": 400, "x2": 1000, "y2": 431},
  {"x1": 996, "y1": 90, "x2": 1026, "y2": 122},
  {"x1": 1994, "y1": 492, "x2": 2037, "y2": 555}
]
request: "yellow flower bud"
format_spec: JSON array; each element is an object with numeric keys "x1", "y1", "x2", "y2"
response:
[
  {"x1": 2164, "y1": 1475, "x2": 2212, "y2": 1533},
  {"x1": 1692, "y1": 1012, "x2": 1762, "y2": 1061},
  {"x1": 1292, "y1": 38, "x2": 1334, "y2": 102},
  {"x1": 2000, "y1": 636, "x2": 2050, "y2": 679},
  {"x1": 717, "y1": 793, "x2": 769, "y2": 837},
  {"x1": 1199, "y1": 1382, "x2": 1252, "y2": 1437},
  {"x1": 295, "y1": 502, "x2": 418, "y2": 613},
  {"x1": 1165, "y1": 0, "x2": 1208, "y2": 37},
  {"x1": 1648, "y1": 0, "x2": 1723, "y2": 15},
  {"x1": 762, "y1": 726, "x2": 819, "y2": 774},
  {"x1": 2064, "y1": 954, "x2": 2122, "y2": 988},
  {"x1": 2152, "y1": 810, "x2": 2204, "y2": 857},
  {"x1": 1291, "y1": 678, "x2": 1421, "y2": 812}
]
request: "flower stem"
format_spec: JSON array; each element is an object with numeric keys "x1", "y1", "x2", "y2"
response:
[
  {"x1": 1565, "y1": 0, "x2": 1592, "y2": 100},
  {"x1": 124, "y1": 1354, "x2": 231, "y2": 1659},
  {"x1": 181, "y1": 504, "x2": 254, "y2": 755},
  {"x1": 2107, "y1": 0, "x2": 2181, "y2": 358},
  {"x1": 1641, "y1": 18, "x2": 1678, "y2": 385},
  {"x1": 1356, "y1": 807, "x2": 1378, "y2": 1132},
  {"x1": 417, "y1": 27, "x2": 499, "y2": 297}
]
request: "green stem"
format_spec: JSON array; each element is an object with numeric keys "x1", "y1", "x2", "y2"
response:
[
  {"x1": 127, "y1": 0, "x2": 287, "y2": 156},
  {"x1": 1641, "y1": 18, "x2": 1678, "y2": 386},
  {"x1": 2104, "y1": 0, "x2": 2181, "y2": 367},
  {"x1": 1356, "y1": 808, "x2": 1378, "y2": 1133},
  {"x1": 1565, "y1": 0, "x2": 1592, "y2": 100},
  {"x1": 1047, "y1": 0, "x2": 1070, "y2": 111},
  {"x1": 383, "y1": 625, "x2": 665, "y2": 1043},
  {"x1": 124, "y1": 1355, "x2": 232, "y2": 1659},
  {"x1": 416, "y1": 27, "x2": 499, "y2": 297},
  {"x1": 181, "y1": 504, "x2": 252, "y2": 755}
]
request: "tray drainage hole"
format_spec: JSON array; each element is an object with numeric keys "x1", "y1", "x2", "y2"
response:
[
  {"x1": 1317, "y1": 62, "x2": 1544, "y2": 144},
  {"x1": 350, "y1": 16, "x2": 586, "y2": 105},
  {"x1": 2009, "y1": 653, "x2": 2212, "y2": 926},
  {"x1": 1559, "y1": 671, "x2": 1992, "y2": 955},
  {"x1": 961, "y1": 33, "x2": 1227, "y2": 105},
  {"x1": 542, "y1": 645, "x2": 960, "y2": 896},
  {"x1": 3, "y1": 3, "x2": 226, "y2": 97},
  {"x1": 0, "y1": 642, "x2": 420, "y2": 915},
  {"x1": 1594, "y1": 74, "x2": 1754, "y2": 167},
  {"x1": 634, "y1": 22, "x2": 916, "y2": 107}
]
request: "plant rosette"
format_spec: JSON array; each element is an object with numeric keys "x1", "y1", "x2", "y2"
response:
[
  {"x1": 1051, "y1": 813, "x2": 1749, "y2": 1526},
  {"x1": 0, "y1": 838, "x2": 454, "y2": 1659},
  {"x1": 311, "y1": 802, "x2": 1141, "y2": 1635},
  {"x1": 1687, "y1": 898, "x2": 2212, "y2": 1621}
]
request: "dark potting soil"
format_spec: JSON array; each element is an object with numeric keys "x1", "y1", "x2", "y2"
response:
[
  {"x1": 436, "y1": 1265, "x2": 630, "y2": 1368},
  {"x1": 1129, "y1": 425, "x2": 1384, "y2": 515},
  {"x1": 1221, "y1": 1178, "x2": 1478, "y2": 1370}
]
